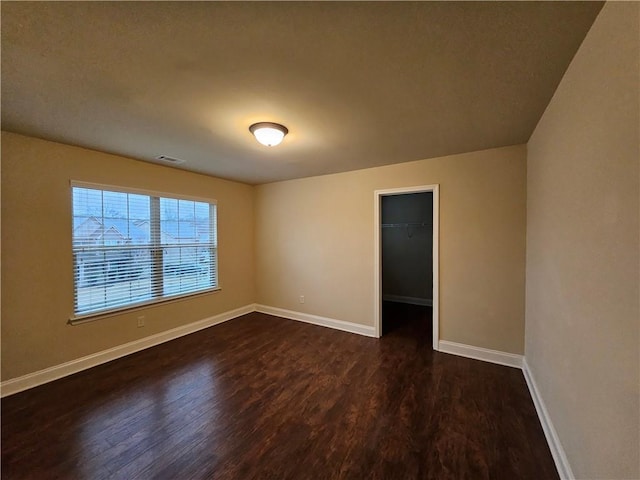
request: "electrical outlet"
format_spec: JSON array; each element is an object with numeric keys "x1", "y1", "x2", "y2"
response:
[
  {"x1": 299, "y1": 295, "x2": 305, "y2": 304},
  {"x1": 137, "y1": 316, "x2": 145, "y2": 328}
]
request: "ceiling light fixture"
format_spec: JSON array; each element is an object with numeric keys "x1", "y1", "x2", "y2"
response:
[{"x1": 249, "y1": 122, "x2": 288, "y2": 147}]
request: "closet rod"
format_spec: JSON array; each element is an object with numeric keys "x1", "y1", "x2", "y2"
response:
[{"x1": 381, "y1": 223, "x2": 431, "y2": 228}]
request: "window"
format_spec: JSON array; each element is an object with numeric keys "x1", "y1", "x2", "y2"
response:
[{"x1": 71, "y1": 183, "x2": 218, "y2": 320}]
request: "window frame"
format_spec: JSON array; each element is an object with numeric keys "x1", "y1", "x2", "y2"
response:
[{"x1": 69, "y1": 181, "x2": 220, "y2": 324}]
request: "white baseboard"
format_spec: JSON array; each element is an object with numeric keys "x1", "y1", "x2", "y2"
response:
[
  {"x1": 0, "y1": 303, "x2": 256, "y2": 398},
  {"x1": 438, "y1": 340, "x2": 523, "y2": 369},
  {"x1": 382, "y1": 294, "x2": 433, "y2": 307},
  {"x1": 255, "y1": 304, "x2": 377, "y2": 338},
  {"x1": 522, "y1": 359, "x2": 574, "y2": 480}
]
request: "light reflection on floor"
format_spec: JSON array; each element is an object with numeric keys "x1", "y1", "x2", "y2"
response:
[{"x1": 79, "y1": 361, "x2": 217, "y2": 478}]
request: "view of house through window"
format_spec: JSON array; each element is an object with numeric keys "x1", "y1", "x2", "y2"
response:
[{"x1": 72, "y1": 184, "x2": 218, "y2": 318}]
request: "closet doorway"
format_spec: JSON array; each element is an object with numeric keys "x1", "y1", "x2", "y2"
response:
[{"x1": 374, "y1": 185, "x2": 439, "y2": 349}]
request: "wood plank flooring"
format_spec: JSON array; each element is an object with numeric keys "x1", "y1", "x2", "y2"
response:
[{"x1": 2, "y1": 306, "x2": 558, "y2": 479}]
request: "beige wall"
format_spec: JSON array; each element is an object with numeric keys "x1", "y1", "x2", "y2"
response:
[
  {"x1": 256, "y1": 145, "x2": 527, "y2": 354},
  {"x1": 525, "y1": 3, "x2": 639, "y2": 479},
  {"x1": 2, "y1": 134, "x2": 526, "y2": 380},
  {"x1": 1, "y1": 132, "x2": 255, "y2": 381}
]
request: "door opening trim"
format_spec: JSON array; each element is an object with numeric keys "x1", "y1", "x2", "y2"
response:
[{"x1": 373, "y1": 185, "x2": 440, "y2": 349}]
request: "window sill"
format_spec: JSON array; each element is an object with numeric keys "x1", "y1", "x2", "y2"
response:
[{"x1": 68, "y1": 287, "x2": 222, "y2": 325}]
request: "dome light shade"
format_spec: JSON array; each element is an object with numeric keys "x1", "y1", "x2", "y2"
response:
[{"x1": 249, "y1": 122, "x2": 288, "y2": 147}]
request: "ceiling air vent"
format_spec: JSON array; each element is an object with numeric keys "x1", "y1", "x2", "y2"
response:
[{"x1": 156, "y1": 155, "x2": 186, "y2": 165}]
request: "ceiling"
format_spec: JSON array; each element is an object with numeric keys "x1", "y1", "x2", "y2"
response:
[{"x1": 1, "y1": 2, "x2": 603, "y2": 185}]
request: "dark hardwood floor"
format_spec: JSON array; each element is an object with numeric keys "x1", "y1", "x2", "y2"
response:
[{"x1": 2, "y1": 306, "x2": 558, "y2": 479}]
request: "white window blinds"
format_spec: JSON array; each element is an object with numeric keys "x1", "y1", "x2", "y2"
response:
[{"x1": 71, "y1": 184, "x2": 218, "y2": 319}]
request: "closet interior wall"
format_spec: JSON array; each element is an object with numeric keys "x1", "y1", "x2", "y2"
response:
[{"x1": 381, "y1": 192, "x2": 434, "y2": 306}]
